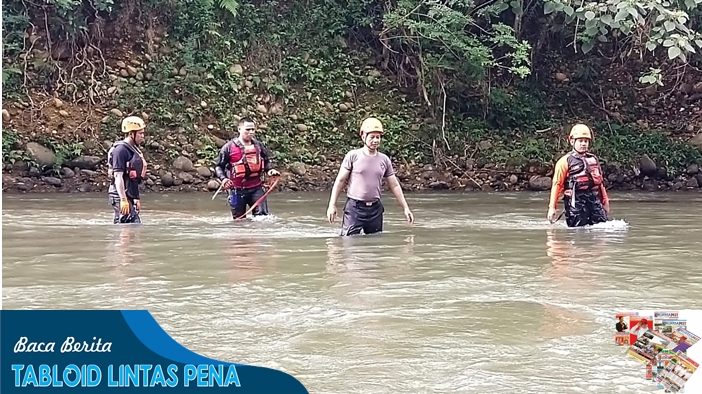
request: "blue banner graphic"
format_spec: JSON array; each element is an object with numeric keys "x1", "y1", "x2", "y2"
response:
[{"x1": 0, "y1": 310, "x2": 309, "y2": 393}]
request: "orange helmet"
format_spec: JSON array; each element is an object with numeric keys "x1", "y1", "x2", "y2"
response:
[
  {"x1": 569, "y1": 123, "x2": 593, "y2": 140},
  {"x1": 121, "y1": 116, "x2": 146, "y2": 133},
  {"x1": 359, "y1": 117, "x2": 384, "y2": 138}
]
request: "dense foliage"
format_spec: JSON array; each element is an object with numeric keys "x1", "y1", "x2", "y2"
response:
[{"x1": 3, "y1": 0, "x2": 702, "y2": 170}]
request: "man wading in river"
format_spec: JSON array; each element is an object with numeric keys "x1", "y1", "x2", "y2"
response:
[
  {"x1": 326, "y1": 117, "x2": 414, "y2": 236},
  {"x1": 214, "y1": 117, "x2": 280, "y2": 219},
  {"x1": 547, "y1": 123, "x2": 610, "y2": 227},
  {"x1": 107, "y1": 116, "x2": 148, "y2": 224}
]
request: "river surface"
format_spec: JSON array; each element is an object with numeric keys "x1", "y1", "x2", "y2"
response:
[{"x1": 2, "y1": 191, "x2": 702, "y2": 393}]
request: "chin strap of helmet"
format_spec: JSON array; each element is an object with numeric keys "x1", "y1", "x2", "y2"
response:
[{"x1": 360, "y1": 131, "x2": 372, "y2": 150}]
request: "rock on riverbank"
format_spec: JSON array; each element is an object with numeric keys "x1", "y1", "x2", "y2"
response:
[{"x1": 3, "y1": 141, "x2": 702, "y2": 194}]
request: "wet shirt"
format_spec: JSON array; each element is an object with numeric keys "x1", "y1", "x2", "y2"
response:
[
  {"x1": 108, "y1": 143, "x2": 143, "y2": 200},
  {"x1": 342, "y1": 148, "x2": 395, "y2": 201}
]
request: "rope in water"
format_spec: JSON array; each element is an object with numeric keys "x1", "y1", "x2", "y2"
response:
[{"x1": 234, "y1": 176, "x2": 281, "y2": 221}]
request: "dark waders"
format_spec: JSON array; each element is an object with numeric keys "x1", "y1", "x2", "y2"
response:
[{"x1": 340, "y1": 198, "x2": 384, "y2": 236}]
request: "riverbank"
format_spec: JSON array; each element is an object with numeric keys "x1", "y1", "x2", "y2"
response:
[
  {"x1": 6, "y1": 0, "x2": 702, "y2": 204},
  {"x1": 3, "y1": 150, "x2": 702, "y2": 194},
  {"x1": 4, "y1": 0, "x2": 702, "y2": 199}
]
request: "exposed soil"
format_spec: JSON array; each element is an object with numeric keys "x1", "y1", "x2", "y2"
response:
[{"x1": 3, "y1": 16, "x2": 702, "y2": 196}]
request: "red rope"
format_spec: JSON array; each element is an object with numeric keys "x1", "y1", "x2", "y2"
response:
[{"x1": 234, "y1": 176, "x2": 281, "y2": 221}]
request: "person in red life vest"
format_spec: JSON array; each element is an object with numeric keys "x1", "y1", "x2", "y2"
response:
[
  {"x1": 107, "y1": 116, "x2": 148, "y2": 224},
  {"x1": 214, "y1": 117, "x2": 280, "y2": 219},
  {"x1": 547, "y1": 123, "x2": 610, "y2": 227}
]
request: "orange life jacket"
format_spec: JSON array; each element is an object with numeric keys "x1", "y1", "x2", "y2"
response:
[
  {"x1": 229, "y1": 140, "x2": 263, "y2": 181},
  {"x1": 565, "y1": 152, "x2": 603, "y2": 191}
]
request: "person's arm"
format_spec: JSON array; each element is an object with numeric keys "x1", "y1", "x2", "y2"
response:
[
  {"x1": 114, "y1": 174, "x2": 127, "y2": 199},
  {"x1": 328, "y1": 153, "x2": 352, "y2": 209},
  {"x1": 259, "y1": 142, "x2": 273, "y2": 173},
  {"x1": 214, "y1": 142, "x2": 231, "y2": 181},
  {"x1": 548, "y1": 156, "x2": 568, "y2": 211},
  {"x1": 599, "y1": 183, "x2": 610, "y2": 211},
  {"x1": 386, "y1": 174, "x2": 412, "y2": 206},
  {"x1": 328, "y1": 168, "x2": 350, "y2": 205},
  {"x1": 597, "y1": 158, "x2": 610, "y2": 214},
  {"x1": 383, "y1": 157, "x2": 407, "y2": 209},
  {"x1": 384, "y1": 156, "x2": 414, "y2": 223},
  {"x1": 259, "y1": 142, "x2": 279, "y2": 177},
  {"x1": 327, "y1": 153, "x2": 353, "y2": 223}
]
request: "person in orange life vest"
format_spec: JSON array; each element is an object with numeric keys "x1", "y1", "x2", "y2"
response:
[
  {"x1": 107, "y1": 116, "x2": 148, "y2": 224},
  {"x1": 214, "y1": 117, "x2": 280, "y2": 219},
  {"x1": 326, "y1": 117, "x2": 414, "y2": 236},
  {"x1": 547, "y1": 123, "x2": 610, "y2": 227}
]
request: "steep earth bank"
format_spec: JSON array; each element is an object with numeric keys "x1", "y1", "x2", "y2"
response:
[{"x1": 3, "y1": 3, "x2": 702, "y2": 196}]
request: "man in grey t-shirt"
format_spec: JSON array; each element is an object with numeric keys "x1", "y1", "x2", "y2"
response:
[{"x1": 326, "y1": 117, "x2": 414, "y2": 236}]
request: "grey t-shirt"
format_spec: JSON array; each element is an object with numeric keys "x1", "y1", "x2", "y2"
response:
[{"x1": 342, "y1": 148, "x2": 395, "y2": 201}]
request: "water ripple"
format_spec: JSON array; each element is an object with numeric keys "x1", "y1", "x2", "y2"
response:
[{"x1": 3, "y1": 192, "x2": 701, "y2": 394}]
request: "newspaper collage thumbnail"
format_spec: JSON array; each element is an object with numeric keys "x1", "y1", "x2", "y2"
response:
[{"x1": 616, "y1": 311, "x2": 699, "y2": 393}]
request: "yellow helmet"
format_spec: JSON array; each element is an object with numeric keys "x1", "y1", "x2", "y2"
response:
[
  {"x1": 121, "y1": 116, "x2": 146, "y2": 133},
  {"x1": 569, "y1": 123, "x2": 592, "y2": 140},
  {"x1": 359, "y1": 117, "x2": 384, "y2": 138}
]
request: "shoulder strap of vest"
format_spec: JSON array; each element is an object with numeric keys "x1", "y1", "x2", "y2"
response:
[
  {"x1": 111, "y1": 140, "x2": 140, "y2": 155},
  {"x1": 108, "y1": 141, "x2": 140, "y2": 170},
  {"x1": 569, "y1": 151, "x2": 590, "y2": 166},
  {"x1": 108, "y1": 141, "x2": 126, "y2": 166},
  {"x1": 581, "y1": 153, "x2": 595, "y2": 169},
  {"x1": 109, "y1": 140, "x2": 127, "y2": 153},
  {"x1": 253, "y1": 139, "x2": 264, "y2": 155},
  {"x1": 232, "y1": 138, "x2": 262, "y2": 153}
]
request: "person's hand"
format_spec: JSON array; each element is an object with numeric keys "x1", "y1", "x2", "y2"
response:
[
  {"x1": 327, "y1": 205, "x2": 337, "y2": 224},
  {"x1": 222, "y1": 179, "x2": 233, "y2": 189},
  {"x1": 120, "y1": 198, "x2": 131, "y2": 215},
  {"x1": 268, "y1": 169, "x2": 280, "y2": 177},
  {"x1": 547, "y1": 207, "x2": 557, "y2": 223},
  {"x1": 604, "y1": 201, "x2": 610, "y2": 215},
  {"x1": 404, "y1": 207, "x2": 414, "y2": 224},
  {"x1": 134, "y1": 199, "x2": 141, "y2": 211}
]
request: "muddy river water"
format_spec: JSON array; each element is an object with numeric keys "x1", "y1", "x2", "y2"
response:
[{"x1": 3, "y1": 190, "x2": 701, "y2": 393}]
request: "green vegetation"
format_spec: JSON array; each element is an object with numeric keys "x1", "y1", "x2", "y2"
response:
[
  {"x1": 591, "y1": 124, "x2": 702, "y2": 173},
  {"x1": 2, "y1": 129, "x2": 28, "y2": 164},
  {"x1": 2, "y1": 128, "x2": 85, "y2": 172},
  {"x1": 2, "y1": 0, "x2": 702, "y2": 176}
]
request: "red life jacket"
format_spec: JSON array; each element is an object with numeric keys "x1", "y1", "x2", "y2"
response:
[
  {"x1": 228, "y1": 139, "x2": 263, "y2": 187},
  {"x1": 565, "y1": 152, "x2": 603, "y2": 191}
]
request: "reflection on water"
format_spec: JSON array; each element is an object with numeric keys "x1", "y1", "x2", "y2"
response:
[{"x1": 3, "y1": 191, "x2": 702, "y2": 393}]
